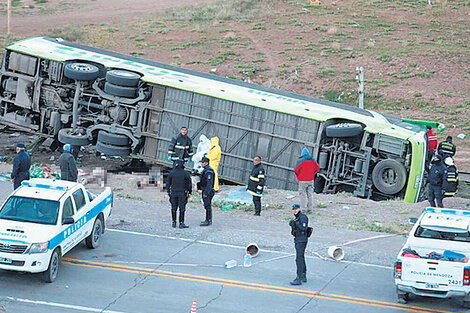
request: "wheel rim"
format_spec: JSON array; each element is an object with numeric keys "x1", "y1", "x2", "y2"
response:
[
  {"x1": 51, "y1": 252, "x2": 59, "y2": 280},
  {"x1": 71, "y1": 63, "x2": 95, "y2": 72},
  {"x1": 93, "y1": 220, "x2": 102, "y2": 244},
  {"x1": 381, "y1": 168, "x2": 398, "y2": 187}
]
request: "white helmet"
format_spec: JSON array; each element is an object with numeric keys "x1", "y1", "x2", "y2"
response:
[{"x1": 444, "y1": 157, "x2": 454, "y2": 166}]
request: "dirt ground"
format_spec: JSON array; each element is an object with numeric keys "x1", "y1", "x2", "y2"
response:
[
  {"x1": 0, "y1": 0, "x2": 219, "y2": 36},
  {"x1": 1, "y1": 0, "x2": 468, "y2": 169}
]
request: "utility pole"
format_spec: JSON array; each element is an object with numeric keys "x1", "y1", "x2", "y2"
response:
[
  {"x1": 356, "y1": 66, "x2": 364, "y2": 109},
  {"x1": 7, "y1": 0, "x2": 11, "y2": 35}
]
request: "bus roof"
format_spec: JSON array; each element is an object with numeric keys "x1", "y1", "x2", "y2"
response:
[{"x1": 7, "y1": 37, "x2": 420, "y2": 140}]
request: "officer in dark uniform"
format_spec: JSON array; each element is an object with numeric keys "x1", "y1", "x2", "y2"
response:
[
  {"x1": 167, "y1": 159, "x2": 192, "y2": 228},
  {"x1": 59, "y1": 144, "x2": 78, "y2": 182},
  {"x1": 11, "y1": 142, "x2": 31, "y2": 190},
  {"x1": 167, "y1": 127, "x2": 194, "y2": 164},
  {"x1": 438, "y1": 136, "x2": 456, "y2": 159},
  {"x1": 199, "y1": 157, "x2": 215, "y2": 226},
  {"x1": 427, "y1": 154, "x2": 447, "y2": 208},
  {"x1": 247, "y1": 155, "x2": 266, "y2": 216},
  {"x1": 289, "y1": 204, "x2": 309, "y2": 286},
  {"x1": 443, "y1": 157, "x2": 458, "y2": 197}
]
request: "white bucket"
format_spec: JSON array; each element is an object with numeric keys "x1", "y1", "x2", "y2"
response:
[
  {"x1": 327, "y1": 245, "x2": 344, "y2": 261},
  {"x1": 246, "y1": 242, "x2": 260, "y2": 258}
]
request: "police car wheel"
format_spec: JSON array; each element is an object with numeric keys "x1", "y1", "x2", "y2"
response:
[
  {"x1": 86, "y1": 217, "x2": 103, "y2": 249},
  {"x1": 42, "y1": 249, "x2": 60, "y2": 283}
]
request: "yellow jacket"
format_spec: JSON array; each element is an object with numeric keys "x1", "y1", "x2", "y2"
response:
[{"x1": 207, "y1": 137, "x2": 221, "y2": 191}]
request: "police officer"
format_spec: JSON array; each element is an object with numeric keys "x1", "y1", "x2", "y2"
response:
[
  {"x1": 247, "y1": 155, "x2": 266, "y2": 216},
  {"x1": 289, "y1": 204, "x2": 309, "y2": 286},
  {"x1": 199, "y1": 157, "x2": 215, "y2": 226},
  {"x1": 167, "y1": 159, "x2": 192, "y2": 228},
  {"x1": 438, "y1": 136, "x2": 456, "y2": 159},
  {"x1": 443, "y1": 157, "x2": 458, "y2": 197},
  {"x1": 11, "y1": 142, "x2": 31, "y2": 190},
  {"x1": 427, "y1": 154, "x2": 447, "y2": 208},
  {"x1": 168, "y1": 127, "x2": 194, "y2": 164},
  {"x1": 59, "y1": 144, "x2": 78, "y2": 182}
]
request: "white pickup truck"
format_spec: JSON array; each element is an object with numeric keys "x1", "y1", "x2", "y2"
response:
[
  {"x1": 0, "y1": 178, "x2": 112, "y2": 282},
  {"x1": 395, "y1": 207, "x2": 470, "y2": 308}
]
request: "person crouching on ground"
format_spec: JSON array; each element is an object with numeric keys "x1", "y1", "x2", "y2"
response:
[
  {"x1": 294, "y1": 147, "x2": 320, "y2": 214},
  {"x1": 289, "y1": 204, "x2": 309, "y2": 286}
]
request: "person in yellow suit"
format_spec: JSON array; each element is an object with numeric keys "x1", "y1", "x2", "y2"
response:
[{"x1": 207, "y1": 136, "x2": 221, "y2": 191}]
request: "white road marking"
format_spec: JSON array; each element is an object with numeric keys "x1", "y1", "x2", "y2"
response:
[
  {"x1": 5, "y1": 297, "x2": 128, "y2": 313},
  {"x1": 108, "y1": 228, "x2": 393, "y2": 270}
]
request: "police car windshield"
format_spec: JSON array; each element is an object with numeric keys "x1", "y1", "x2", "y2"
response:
[
  {"x1": 0, "y1": 196, "x2": 59, "y2": 225},
  {"x1": 415, "y1": 226, "x2": 470, "y2": 243}
]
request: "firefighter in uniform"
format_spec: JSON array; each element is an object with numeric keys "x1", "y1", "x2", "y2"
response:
[
  {"x1": 167, "y1": 127, "x2": 194, "y2": 164},
  {"x1": 11, "y1": 142, "x2": 31, "y2": 190},
  {"x1": 443, "y1": 157, "x2": 458, "y2": 197},
  {"x1": 438, "y1": 136, "x2": 456, "y2": 159},
  {"x1": 247, "y1": 155, "x2": 266, "y2": 216},
  {"x1": 199, "y1": 157, "x2": 215, "y2": 226},
  {"x1": 289, "y1": 204, "x2": 309, "y2": 286},
  {"x1": 167, "y1": 159, "x2": 192, "y2": 228},
  {"x1": 427, "y1": 154, "x2": 447, "y2": 208}
]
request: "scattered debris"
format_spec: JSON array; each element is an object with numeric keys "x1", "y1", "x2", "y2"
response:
[{"x1": 457, "y1": 133, "x2": 466, "y2": 140}]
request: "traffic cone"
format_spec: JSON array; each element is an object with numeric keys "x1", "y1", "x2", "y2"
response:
[{"x1": 190, "y1": 298, "x2": 197, "y2": 313}]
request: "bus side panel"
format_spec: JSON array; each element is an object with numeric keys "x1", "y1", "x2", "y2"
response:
[{"x1": 149, "y1": 85, "x2": 320, "y2": 190}]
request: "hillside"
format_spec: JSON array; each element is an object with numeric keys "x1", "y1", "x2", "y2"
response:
[{"x1": 1, "y1": 0, "x2": 469, "y2": 167}]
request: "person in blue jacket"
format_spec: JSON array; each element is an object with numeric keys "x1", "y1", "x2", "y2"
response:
[
  {"x1": 11, "y1": 142, "x2": 31, "y2": 190},
  {"x1": 427, "y1": 154, "x2": 447, "y2": 208}
]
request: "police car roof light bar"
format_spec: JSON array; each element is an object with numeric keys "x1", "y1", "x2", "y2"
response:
[
  {"x1": 425, "y1": 207, "x2": 470, "y2": 216},
  {"x1": 21, "y1": 181, "x2": 68, "y2": 191}
]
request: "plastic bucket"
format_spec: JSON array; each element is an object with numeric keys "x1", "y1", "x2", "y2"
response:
[
  {"x1": 246, "y1": 242, "x2": 260, "y2": 258},
  {"x1": 327, "y1": 246, "x2": 344, "y2": 261}
]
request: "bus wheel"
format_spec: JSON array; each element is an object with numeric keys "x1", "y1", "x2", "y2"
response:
[
  {"x1": 106, "y1": 70, "x2": 141, "y2": 87},
  {"x1": 97, "y1": 130, "x2": 130, "y2": 146},
  {"x1": 64, "y1": 62, "x2": 99, "y2": 81},
  {"x1": 325, "y1": 123, "x2": 363, "y2": 137},
  {"x1": 104, "y1": 82, "x2": 137, "y2": 98},
  {"x1": 58, "y1": 128, "x2": 90, "y2": 146},
  {"x1": 96, "y1": 141, "x2": 131, "y2": 156},
  {"x1": 372, "y1": 159, "x2": 407, "y2": 195}
]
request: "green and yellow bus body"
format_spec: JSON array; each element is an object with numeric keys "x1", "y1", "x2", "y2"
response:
[{"x1": 0, "y1": 37, "x2": 427, "y2": 202}]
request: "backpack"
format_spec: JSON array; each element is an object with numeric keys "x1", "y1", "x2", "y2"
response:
[{"x1": 306, "y1": 227, "x2": 313, "y2": 238}]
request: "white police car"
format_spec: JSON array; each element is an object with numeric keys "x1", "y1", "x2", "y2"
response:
[{"x1": 0, "y1": 178, "x2": 112, "y2": 282}]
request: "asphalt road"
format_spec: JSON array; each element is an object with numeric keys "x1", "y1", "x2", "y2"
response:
[{"x1": 0, "y1": 229, "x2": 465, "y2": 313}]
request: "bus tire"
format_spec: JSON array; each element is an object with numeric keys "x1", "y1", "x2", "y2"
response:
[
  {"x1": 326, "y1": 123, "x2": 363, "y2": 138},
  {"x1": 42, "y1": 248, "x2": 60, "y2": 283},
  {"x1": 96, "y1": 141, "x2": 131, "y2": 156},
  {"x1": 97, "y1": 130, "x2": 130, "y2": 146},
  {"x1": 104, "y1": 82, "x2": 136, "y2": 98},
  {"x1": 64, "y1": 62, "x2": 99, "y2": 81},
  {"x1": 106, "y1": 70, "x2": 141, "y2": 87},
  {"x1": 86, "y1": 217, "x2": 103, "y2": 249},
  {"x1": 372, "y1": 159, "x2": 407, "y2": 195},
  {"x1": 58, "y1": 128, "x2": 90, "y2": 146}
]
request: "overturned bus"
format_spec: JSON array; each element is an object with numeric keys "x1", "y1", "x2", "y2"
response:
[{"x1": 0, "y1": 37, "x2": 427, "y2": 202}]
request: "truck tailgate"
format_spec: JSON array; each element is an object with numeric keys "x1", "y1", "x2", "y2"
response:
[{"x1": 402, "y1": 258, "x2": 464, "y2": 286}]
